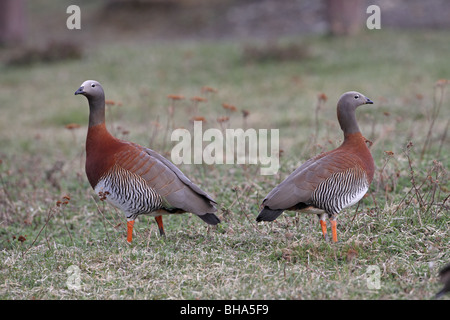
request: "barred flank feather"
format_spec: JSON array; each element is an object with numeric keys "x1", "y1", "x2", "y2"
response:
[
  {"x1": 95, "y1": 165, "x2": 164, "y2": 220},
  {"x1": 311, "y1": 166, "x2": 369, "y2": 215}
]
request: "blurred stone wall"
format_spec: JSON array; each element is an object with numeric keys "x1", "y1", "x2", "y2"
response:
[
  {"x1": 219, "y1": 0, "x2": 450, "y2": 38},
  {"x1": 101, "y1": 0, "x2": 450, "y2": 40}
]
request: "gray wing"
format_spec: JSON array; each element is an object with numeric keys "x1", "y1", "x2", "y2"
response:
[
  {"x1": 115, "y1": 143, "x2": 217, "y2": 215},
  {"x1": 262, "y1": 150, "x2": 358, "y2": 210}
]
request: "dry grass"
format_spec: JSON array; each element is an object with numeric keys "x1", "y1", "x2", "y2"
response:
[{"x1": 0, "y1": 28, "x2": 449, "y2": 300}]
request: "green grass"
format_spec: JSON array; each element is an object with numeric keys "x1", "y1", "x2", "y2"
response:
[{"x1": 0, "y1": 23, "x2": 449, "y2": 300}]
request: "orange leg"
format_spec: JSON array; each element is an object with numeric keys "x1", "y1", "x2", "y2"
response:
[
  {"x1": 320, "y1": 220, "x2": 329, "y2": 241},
  {"x1": 155, "y1": 216, "x2": 165, "y2": 236},
  {"x1": 330, "y1": 220, "x2": 338, "y2": 243},
  {"x1": 127, "y1": 220, "x2": 135, "y2": 243}
]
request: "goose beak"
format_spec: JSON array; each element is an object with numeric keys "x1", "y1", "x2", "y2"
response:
[
  {"x1": 365, "y1": 97, "x2": 373, "y2": 104},
  {"x1": 74, "y1": 86, "x2": 85, "y2": 95}
]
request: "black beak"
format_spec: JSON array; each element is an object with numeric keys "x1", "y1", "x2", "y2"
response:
[
  {"x1": 74, "y1": 86, "x2": 85, "y2": 95},
  {"x1": 365, "y1": 97, "x2": 373, "y2": 104}
]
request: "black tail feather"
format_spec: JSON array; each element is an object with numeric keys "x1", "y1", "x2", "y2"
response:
[
  {"x1": 198, "y1": 213, "x2": 221, "y2": 225},
  {"x1": 434, "y1": 288, "x2": 447, "y2": 299},
  {"x1": 256, "y1": 207, "x2": 284, "y2": 222}
]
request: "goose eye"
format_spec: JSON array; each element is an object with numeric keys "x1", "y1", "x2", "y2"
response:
[
  {"x1": 354, "y1": 95, "x2": 359, "y2": 99},
  {"x1": 91, "y1": 83, "x2": 96, "y2": 88}
]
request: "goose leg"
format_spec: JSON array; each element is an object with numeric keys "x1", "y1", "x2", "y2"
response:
[
  {"x1": 155, "y1": 215, "x2": 165, "y2": 236},
  {"x1": 127, "y1": 219, "x2": 135, "y2": 243},
  {"x1": 319, "y1": 214, "x2": 329, "y2": 241},
  {"x1": 330, "y1": 218, "x2": 338, "y2": 243}
]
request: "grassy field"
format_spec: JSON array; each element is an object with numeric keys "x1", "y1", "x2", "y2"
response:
[{"x1": 0, "y1": 6, "x2": 449, "y2": 300}]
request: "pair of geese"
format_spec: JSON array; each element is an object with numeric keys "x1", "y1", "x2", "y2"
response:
[
  {"x1": 75, "y1": 80, "x2": 450, "y2": 299},
  {"x1": 75, "y1": 80, "x2": 374, "y2": 244}
]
